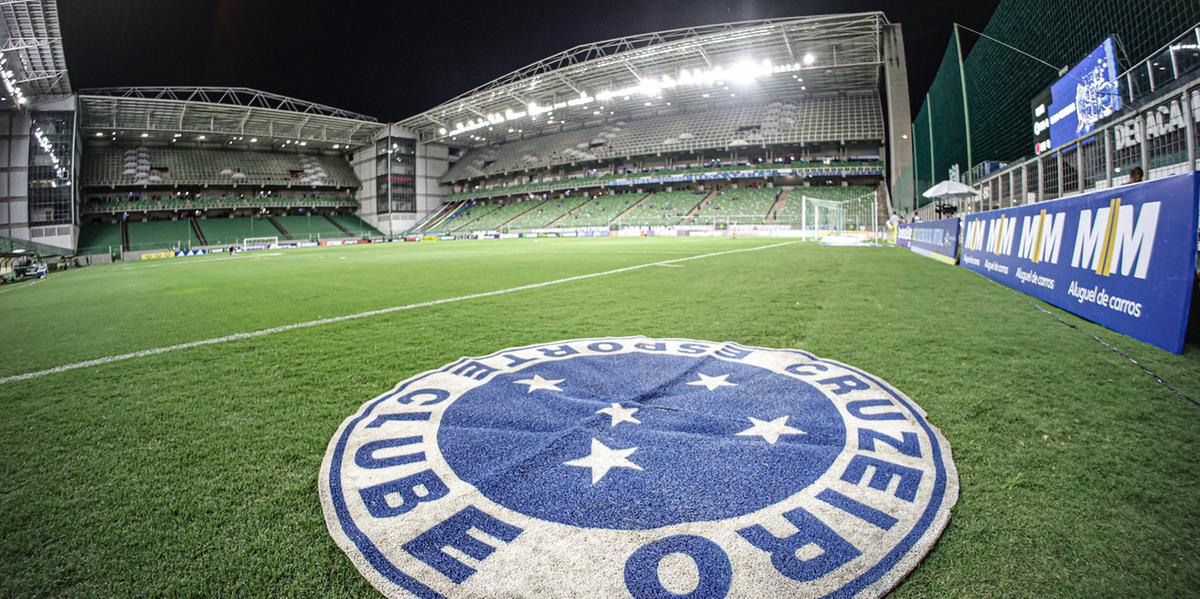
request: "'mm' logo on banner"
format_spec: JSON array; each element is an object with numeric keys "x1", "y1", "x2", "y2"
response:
[
  {"x1": 964, "y1": 199, "x2": 1158, "y2": 280},
  {"x1": 1071, "y1": 199, "x2": 1159, "y2": 279},
  {"x1": 960, "y1": 173, "x2": 1196, "y2": 353}
]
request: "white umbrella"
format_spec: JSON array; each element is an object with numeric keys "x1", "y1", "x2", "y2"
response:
[{"x1": 922, "y1": 180, "x2": 978, "y2": 199}]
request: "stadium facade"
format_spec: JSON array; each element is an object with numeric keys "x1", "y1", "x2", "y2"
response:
[
  {"x1": 912, "y1": 0, "x2": 1200, "y2": 208},
  {"x1": 0, "y1": 4, "x2": 912, "y2": 257}
]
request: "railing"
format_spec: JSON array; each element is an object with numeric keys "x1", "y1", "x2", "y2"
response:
[{"x1": 920, "y1": 26, "x2": 1200, "y2": 221}]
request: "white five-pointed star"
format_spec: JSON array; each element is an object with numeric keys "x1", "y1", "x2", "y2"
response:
[
  {"x1": 736, "y1": 415, "x2": 806, "y2": 445},
  {"x1": 513, "y1": 374, "x2": 564, "y2": 393},
  {"x1": 564, "y1": 438, "x2": 643, "y2": 484},
  {"x1": 596, "y1": 402, "x2": 641, "y2": 427},
  {"x1": 687, "y1": 373, "x2": 737, "y2": 391}
]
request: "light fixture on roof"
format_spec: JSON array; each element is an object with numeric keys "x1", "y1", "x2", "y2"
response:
[
  {"x1": 250, "y1": 138, "x2": 258, "y2": 143},
  {"x1": 331, "y1": 143, "x2": 339, "y2": 149},
  {"x1": 438, "y1": 127, "x2": 447, "y2": 135},
  {"x1": 140, "y1": 132, "x2": 149, "y2": 138},
  {"x1": 94, "y1": 132, "x2": 103, "y2": 137},
  {"x1": 803, "y1": 52, "x2": 816, "y2": 65},
  {"x1": 198, "y1": 135, "x2": 207, "y2": 140}
]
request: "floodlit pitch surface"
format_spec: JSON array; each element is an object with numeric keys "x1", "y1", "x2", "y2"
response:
[{"x1": 1, "y1": 237, "x2": 1198, "y2": 597}]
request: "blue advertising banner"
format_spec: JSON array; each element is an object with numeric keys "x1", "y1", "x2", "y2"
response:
[
  {"x1": 898, "y1": 218, "x2": 959, "y2": 265},
  {"x1": 960, "y1": 173, "x2": 1199, "y2": 353}
]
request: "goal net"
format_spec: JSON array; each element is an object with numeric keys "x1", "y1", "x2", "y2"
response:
[
  {"x1": 800, "y1": 192, "x2": 879, "y2": 242},
  {"x1": 242, "y1": 236, "x2": 279, "y2": 250}
]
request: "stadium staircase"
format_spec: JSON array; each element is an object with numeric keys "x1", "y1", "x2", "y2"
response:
[
  {"x1": 189, "y1": 218, "x2": 208, "y2": 245},
  {"x1": 325, "y1": 214, "x2": 352, "y2": 236},
  {"x1": 414, "y1": 201, "x2": 464, "y2": 233},
  {"x1": 447, "y1": 202, "x2": 503, "y2": 232},
  {"x1": 548, "y1": 196, "x2": 596, "y2": 227},
  {"x1": 767, "y1": 188, "x2": 790, "y2": 222},
  {"x1": 680, "y1": 191, "x2": 717, "y2": 225},
  {"x1": 120, "y1": 221, "x2": 130, "y2": 251},
  {"x1": 267, "y1": 216, "x2": 292, "y2": 240},
  {"x1": 609, "y1": 193, "x2": 652, "y2": 225}
]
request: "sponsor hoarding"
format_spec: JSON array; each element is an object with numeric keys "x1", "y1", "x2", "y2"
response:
[
  {"x1": 897, "y1": 218, "x2": 959, "y2": 265},
  {"x1": 960, "y1": 173, "x2": 1197, "y2": 353}
]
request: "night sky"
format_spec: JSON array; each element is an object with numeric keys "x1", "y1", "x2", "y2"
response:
[{"x1": 58, "y1": 0, "x2": 999, "y2": 121}]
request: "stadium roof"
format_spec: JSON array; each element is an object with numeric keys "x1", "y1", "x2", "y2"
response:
[
  {"x1": 78, "y1": 87, "x2": 387, "y2": 150},
  {"x1": 0, "y1": 0, "x2": 72, "y2": 104},
  {"x1": 398, "y1": 12, "x2": 889, "y2": 146}
]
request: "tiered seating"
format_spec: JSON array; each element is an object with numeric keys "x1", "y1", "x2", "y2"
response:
[
  {"x1": 556, "y1": 195, "x2": 643, "y2": 228},
  {"x1": 776, "y1": 185, "x2": 876, "y2": 224},
  {"x1": 330, "y1": 214, "x2": 382, "y2": 237},
  {"x1": 441, "y1": 202, "x2": 502, "y2": 231},
  {"x1": 84, "y1": 192, "x2": 357, "y2": 214},
  {"x1": 76, "y1": 222, "x2": 123, "y2": 254},
  {"x1": 453, "y1": 198, "x2": 545, "y2": 232},
  {"x1": 444, "y1": 94, "x2": 883, "y2": 181},
  {"x1": 196, "y1": 217, "x2": 274, "y2": 246},
  {"x1": 274, "y1": 215, "x2": 348, "y2": 240},
  {"x1": 692, "y1": 187, "x2": 779, "y2": 225},
  {"x1": 618, "y1": 191, "x2": 702, "y2": 226},
  {"x1": 82, "y1": 145, "x2": 358, "y2": 188},
  {"x1": 448, "y1": 159, "x2": 884, "y2": 202},
  {"x1": 127, "y1": 219, "x2": 195, "y2": 251},
  {"x1": 505, "y1": 196, "x2": 590, "y2": 229}
]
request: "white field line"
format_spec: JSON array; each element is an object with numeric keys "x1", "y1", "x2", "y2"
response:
[
  {"x1": 1, "y1": 241, "x2": 796, "y2": 385},
  {"x1": 0, "y1": 279, "x2": 41, "y2": 295},
  {"x1": 653, "y1": 263, "x2": 684, "y2": 268}
]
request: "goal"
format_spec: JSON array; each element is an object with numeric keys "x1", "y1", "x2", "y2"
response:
[
  {"x1": 799, "y1": 192, "x2": 879, "y2": 241},
  {"x1": 242, "y1": 236, "x2": 279, "y2": 249}
]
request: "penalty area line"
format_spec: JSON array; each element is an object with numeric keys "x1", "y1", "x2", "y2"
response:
[{"x1": 1, "y1": 240, "x2": 796, "y2": 385}]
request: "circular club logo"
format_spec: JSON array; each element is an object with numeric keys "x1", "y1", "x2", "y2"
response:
[{"x1": 320, "y1": 337, "x2": 958, "y2": 598}]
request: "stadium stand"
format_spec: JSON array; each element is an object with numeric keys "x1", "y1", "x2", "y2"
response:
[
  {"x1": 452, "y1": 198, "x2": 546, "y2": 232},
  {"x1": 82, "y1": 145, "x2": 357, "y2": 188},
  {"x1": 273, "y1": 215, "x2": 349, "y2": 240},
  {"x1": 617, "y1": 191, "x2": 704, "y2": 226},
  {"x1": 127, "y1": 219, "x2": 195, "y2": 250},
  {"x1": 775, "y1": 185, "x2": 876, "y2": 224},
  {"x1": 440, "y1": 202, "x2": 501, "y2": 232},
  {"x1": 443, "y1": 96, "x2": 884, "y2": 183},
  {"x1": 196, "y1": 217, "x2": 275, "y2": 246},
  {"x1": 447, "y1": 160, "x2": 884, "y2": 202},
  {"x1": 84, "y1": 191, "x2": 357, "y2": 214},
  {"x1": 75, "y1": 222, "x2": 124, "y2": 255},
  {"x1": 504, "y1": 196, "x2": 591, "y2": 230},
  {"x1": 692, "y1": 187, "x2": 779, "y2": 225},
  {"x1": 329, "y1": 214, "x2": 382, "y2": 237},
  {"x1": 555, "y1": 194, "x2": 644, "y2": 228}
]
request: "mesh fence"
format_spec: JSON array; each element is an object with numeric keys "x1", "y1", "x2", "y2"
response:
[{"x1": 912, "y1": 0, "x2": 1200, "y2": 203}]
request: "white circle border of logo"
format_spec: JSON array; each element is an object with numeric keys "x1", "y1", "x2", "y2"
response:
[{"x1": 319, "y1": 337, "x2": 959, "y2": 598}]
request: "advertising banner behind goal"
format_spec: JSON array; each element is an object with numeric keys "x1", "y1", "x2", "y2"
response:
[{"x1": 959, "y1": 173, "x2": 1198, "y2": 353}]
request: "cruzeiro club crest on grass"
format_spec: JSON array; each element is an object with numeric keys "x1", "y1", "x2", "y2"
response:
[{"x1": 319, "y1": 337, "x2": 959, "y2": 598}]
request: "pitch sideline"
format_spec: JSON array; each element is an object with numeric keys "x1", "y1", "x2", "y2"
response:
[{"x1": 0, "y1": 240, "x2": 797, "y2": 385}]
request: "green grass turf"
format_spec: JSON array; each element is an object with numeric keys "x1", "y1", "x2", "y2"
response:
[{"x1": 1, "y1": 237, "x2": 1198, "y2": 597}]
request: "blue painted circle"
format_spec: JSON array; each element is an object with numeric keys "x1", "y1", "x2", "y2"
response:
[{"x1": 437, "y1": 352, "x2": 846, "y2": 529}]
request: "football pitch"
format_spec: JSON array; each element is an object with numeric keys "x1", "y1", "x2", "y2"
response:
[{"x1": 2, "y1": 236, "x2": 1198, "y2": 597}]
